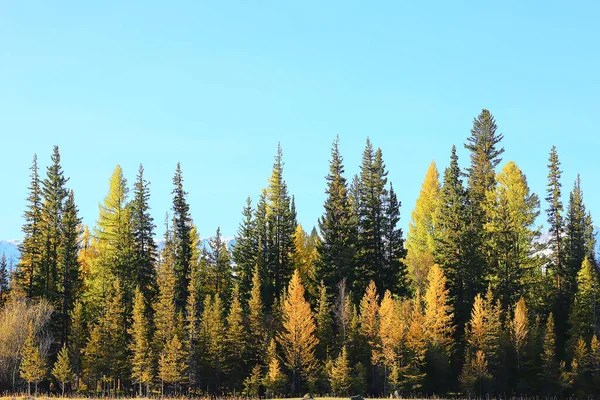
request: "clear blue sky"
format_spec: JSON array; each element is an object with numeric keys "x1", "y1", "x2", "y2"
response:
[{"x1": 1, "y1": 1, "x2": 599, "y2": 239}]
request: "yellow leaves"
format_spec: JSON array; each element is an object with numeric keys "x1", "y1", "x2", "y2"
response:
[
  {"x1": 376, "y1": 290, "x2": 405, "y2": 368},
  {"x1": 278, "y1": 270, "x2": 319, "y2": 376},
  {"x1": 510, "y1": 297, "x2": 529, "y2": 362},
  {"x1": 359, "y1": 280, "x2": 380, "y2": 347},
  {"x1": 424, "y1": 264, "x2": 454, "y2": 350}
]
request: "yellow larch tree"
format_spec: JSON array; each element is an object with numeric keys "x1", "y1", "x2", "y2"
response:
[
  {"x1": 406, "y1": 161, "x2": 440, "y2": 293},
  {"x1": 424, "y1": 264, "x2": 454, "y2": 350}
]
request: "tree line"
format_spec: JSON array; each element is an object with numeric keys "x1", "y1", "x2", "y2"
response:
[{"x1": 0, "y1": 109, "x2": 599, "y2": 397}]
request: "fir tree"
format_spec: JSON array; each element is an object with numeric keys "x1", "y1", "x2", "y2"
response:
[
  {"x1": 278, "y1": 269, "x2": 319, "y2": 394},
  {"x1": 546, "y1": 146, "x2": 564, "y2": 283},
  {"x1": 317, "y1": 135, "x2": 357, "y2": 293},
  {"x1": 406, "y1": 161, "x2": 440, "y2": 293},
  {"x1": 52, "y1": 344, "x2": 72, "y2": 395},
  {"x1": 232, "y1": 197, "x2": 258, "y2": 303},
  {"x1": 130, "y1": 164, "x2": 158, "y2": 307},
  {"x1": 384, "y1": 183, "x2": 408, "y2": 296},
  {"x1": 18, "y1": 154, "x2": 43, "y2": 298},
  {"x1": 172, "y1": 163, "x2": 193, "y2": 311},
  {"x1": 58, "y1": 189, "x2": 82, "y2": 344},
  {"x1": 0, "y1": 253, "x2": 9, "y2": 307},
  {"x1": 20, "y1": 325, "x2": 46, "y2": 395}
]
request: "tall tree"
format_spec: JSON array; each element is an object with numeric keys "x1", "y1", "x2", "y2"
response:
[
  {"x1": 265, "y1": 144, "x2": 297, "y2": 305},
  {"x1": 0, "y1": 254, "x2": 9, "y2": 307},
  {"x1": 278, "y1": 269, "x2": 319, "y2": 394},
  {"x1": 57, "y1": 190, "x2": 82, "y2": 345},
  {"x1": 568, "y1": 257, "x2": 599, "y2": 344},
  {"x1": 464, "y1": 109, "x2": 504, "y2": 311},
  {"x1": 292, "y1": 224, "x2": 319, "y2": 298},
  {"x1": 207, "y1": 227, "x2": 233, "y2": 299},
  {"x1": 232, "y1": 197, "x2": 258, "y2": 303},
  {"x1": 317, "y1": 135, "x2": 357, "y2": 293},
  {"x1": 384, "y1": 184, "x2": 408, "y2": 296},
  {"x1": 545, "y1": 146, "x2": 564, "y2": 283},
  {"x1": 40, "y1": 146, "x2": 70, "y2": 305},
  {"x1": 172, "y1": 163, "x2": 193, "y2": 311},
  {"x1": 130, "y1": 164, "x2": 158, "y2": 307},
  {"x1": 483, "y1": 162, "x2": 540, "y2": 310},
  {"x1": 406, "y1": 161, "x2": 440, "y2": 293},
  {"x1": 18, "y1": 154, "x2": 43, "y2": 298}
]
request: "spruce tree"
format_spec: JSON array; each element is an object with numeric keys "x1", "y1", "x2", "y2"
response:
[
  {"x1": 315, "y1": 281, "x2": 333, "y2": 360},
  {"x1": 130, "y1": 164, "x2": 158, "y2": 307},
  {"x1": 317, "y1": 135, "x2": 357, "y2": 293},
  {"x1": 0, "y1": 253, "x2": 9, "y2": 307},
  {"x1": 406, "y1": 161, "x2": 440, "y2": 293},
  {"x1": 278, "y1": 269, "x2": 319, "y2": 394},
  {"x1": 52, "y1": 344, "x2": 72, "y2": 395},
  {"x1": 58, "y1": 190, "x2": 82, "y2": 344},
  {"x1": 18, "y1": 154, "x2": 43, "y2": 298},
  {"x1": 384, "y1": 183, "x2": 408, "y2": 296},
  {"x1": 172, "y1": 163, "x2": 193, "y2": 311},
  {"x1": 40, "y1": 146, "x2": 69, "y2": 306},
  {"x1": 232, "y1": 197, "x2": 258, "y2": 302},
  {"x1": 546, "y1": 146, "x2": 564, "y2": 283}
]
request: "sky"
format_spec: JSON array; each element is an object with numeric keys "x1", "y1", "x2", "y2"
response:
[{"x1": 1, "y1": 1, "x2": 599, "y2": 240}]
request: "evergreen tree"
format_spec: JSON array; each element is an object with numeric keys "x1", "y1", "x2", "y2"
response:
[
  {"x1": 317, "y1": 135, "x2": 357, "y2": 293},
  {"x1": 207, "y1": 227, "x2": 233, "y2": 299},
  {"x1": 464, "y1": 109, "x2": 504, "y2": 324},
  {"x1": 130, "y1": 164, "x2": 158, "y2": 307},
  {"x1": 384, "y1": 183, "x2": 408, "y2": 296},
  {"x1": 52, "y1": 344, "x2": 72, "y2": 395},
  {"x1": 278, "y1": 269, "x2": 319, "y2": 394},
  {"x1": 58, "y1": 190, "x2": 82, "y2": 345},
  {"x1": 435, "y1": 146, "x2": 470, "y2": 335},
  {"x1": 539, "y1": 313, "x2": 559, "y2": 394},
  {"x1": 69, "y1": 300, "x2": 86, "y2": 390},
  {"x1": 330, "y1": 346, "x2": 352, "y2": 396},
  {"x1": 265, "y1": 144, "x2": 296, "y2": 305},
  {"x1": 546, "y1": 146, "x2": 564, "y2": 283},
  {"x1": 356, "y1": 139, "x2": 389, "y2": 296},
  {"x1": 20, "y1": 325, "x2": 46, "y2": 395},
  {"x1": 203, "y1": 294, "x2": 227, "y2": 391},
  {"x1": 172, "y1": 163, "x2": 193, "y2": 311},
  {"x1": 154, "y1": 229, "x2": 177, "y2": 351},
  {"x1": 315, "y1": 281, "x2": 333, "y2": 361},
  {"x1": 40, "y1": 146, "x2": 69, "y2": 306},
  {"x1": 232, "y1": 197, "x2": 258, "y2": 302},
  {"x1": 0, "y1": 253, "x2": 9, "y2": 307},
  {"x1": 247, "y1": 265, "x2": 266, "y2": 365},
  {"x1": 406, "y1": 161, "x2": 440, "y2": 293},
  {"x1": 483, "y1": 162, "x2": 540, "y2": 310},
  {"x1": 18, "y1": 154, "x2": 43, "y2": 298},
  {"x1": 129, "y1": 288, "x2": 153, "y2": 396}
]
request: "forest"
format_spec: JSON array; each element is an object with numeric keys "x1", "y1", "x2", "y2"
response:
[{"x1": 0, "y1": 109, "x2": 599, "y2": 398}]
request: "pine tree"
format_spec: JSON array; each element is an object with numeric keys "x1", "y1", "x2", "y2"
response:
[
  {"x1": 546, "y1": 146, "x2": 564, "y2": 283},
  {"x1": 207, "y1": 227, "x2": 233, "y2": 299},
  {"x1": 568, "y1": 257, "x2": 599, "y2": 344},
  {"x1": 18, "y1": 154, "x2": 43, "y2": 298},
  {"x1": 130, "y1": 164, "x2": 158, "y2": 307},
  {"x1": 330, "y1": 346, "x2": 352, "y2": 396},
  {"x1": 315, "y1": 281, "x2": 333, "y2": 360},
  {"x1": 20, "y1": 325, "x2": 46, "y2": 395},
  {"x1": 435, "y1": 146, "x2": 470, "y2": 334},
  {"x1": 58, "y1": 190, "x2": 82, "y2": 344},
  {"x1": 384, "y1": 183, "x2": 408, "y2": 296},
  {"x1": 52, "y1": 344, "x2": 72, "y2": 395},
  {"x1": 40, "y1": 146, "x2": 69, "y2": 307},
  {"x1": 356, "y1": 139, "x2": 389, "y2": 296},
  {"x1": 483, "y1": 162, "x2": 540, "y2": 310},
  {"x1": 406, "y1": 161, "x2": 440, "y2": 293},
  {"x1": 510, "y1": 298, "x2": 529, "y2": 371},
  {"x1": 265, "y1": 144, "x2": 297, "y2": 305},
  {"x1": 317, "y1": 135, "x2": 357, "y2": 293},
  {"x1": 232, "y1": 197, "x2": 258, "y2": 303},
  {"x1": 278, "y1": 269, "x2": 319, "y2": 394},
  {"x1": 129, "y1": 288, "x2": 153, "y2": 396},
  {"x1": 172, "y1": 163, "x2": 193, "y2": 311},
  {"x1": 464, "y1": 109, "x2": 504, "y2": 312},
  {"x1": 0, "y1": 253, "x2": 9, "y2": 307}
]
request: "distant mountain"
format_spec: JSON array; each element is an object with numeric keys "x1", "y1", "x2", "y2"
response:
[{"x1": 0, "y1": 236, "x2": 237, "y2": 271}]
